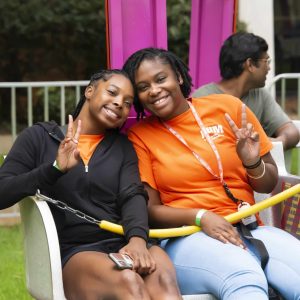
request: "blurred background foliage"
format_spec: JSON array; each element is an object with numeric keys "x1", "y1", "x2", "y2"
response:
[
  {"x1": 167, "y1": 0, "x2": 191, "y2": 65},
  {"x1": 0, "y1": 0, "x2": 106, "y2": 128},
  {"x1": 0, "y1": 0, "x2": 244, "y2": 130},
  {"x1": 0, "y1": 0, "x2": 193, "y2": 129},
  {"x1": 0, "y1": 0, "x2": 194, "y2": 82},
  {"x1": 0, "y1": 0, "x2": 107, "y2": 82}
]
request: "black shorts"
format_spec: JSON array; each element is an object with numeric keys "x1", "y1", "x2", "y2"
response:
[{"x1": 61, "y1": 237, "x2": 158, "y2": 268}]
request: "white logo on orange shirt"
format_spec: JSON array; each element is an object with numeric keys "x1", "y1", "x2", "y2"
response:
[{"x1": 201, "y1": 125, "x2": 224, "y2": 140}]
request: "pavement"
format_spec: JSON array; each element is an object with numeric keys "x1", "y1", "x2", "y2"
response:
[{"x1": 0, "y1": 134, "x2": 13, "y2": 154}]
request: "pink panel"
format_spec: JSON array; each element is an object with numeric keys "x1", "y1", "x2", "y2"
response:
[
  {"x1": 106, "y1": 0, "x2": 168, "y2": 131},
  {"x1": 107, "y1": 0, "x2": 167, "y2": 69},
  {"x1": 189, "y1": 0, "x2": 236, "y2": 92}
]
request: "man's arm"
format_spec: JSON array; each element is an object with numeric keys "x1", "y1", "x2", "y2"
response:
[
  {"x1": 271, "y1": 121, "x2": 300, "y2": 150},
  {"x1": 253, "y1": 88, "x2": 299, "y2": 150}
]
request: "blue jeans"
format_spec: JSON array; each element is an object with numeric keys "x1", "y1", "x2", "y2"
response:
[{"x1": 161, "y1": 226, "x2": 300, "y2": 300}]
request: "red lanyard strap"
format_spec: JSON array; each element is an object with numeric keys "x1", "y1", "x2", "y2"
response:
[{"x1": 161, "y1": 102, "x2": 243, "y2": 204}]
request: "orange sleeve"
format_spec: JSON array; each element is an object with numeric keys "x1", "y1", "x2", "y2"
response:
[{"x1": 127, "y1": 129, "x2": 158, "y2": 190}]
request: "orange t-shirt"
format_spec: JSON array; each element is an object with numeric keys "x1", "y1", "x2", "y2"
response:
[
  {"x1": 128, "y1": 95, "x2": 273, "y2": 217},
  {"x1": 77, "y1": 134, "x2": 104, "y2": 166}
]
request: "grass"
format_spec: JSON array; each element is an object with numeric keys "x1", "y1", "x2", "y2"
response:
[
  {"x1": 290, "y1": 148, "x2": 299, "y2": 175},
  {"x1": 0, "y1": 225, "x2": 32, "y2": 300}
]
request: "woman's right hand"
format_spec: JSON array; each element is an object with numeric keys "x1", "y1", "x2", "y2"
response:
[
  {"x1": 200, "y1": 211, "x2": 246, "y2": 249},
  {"x1": 119, "y1": 237, "x2": 156, "y2": 275},
  {"x1": 55, "y1": 115, "x2": 82, "y2": 172},
  {"x1": 225, "y1": 103, "x2": 260, "y2": 166}
]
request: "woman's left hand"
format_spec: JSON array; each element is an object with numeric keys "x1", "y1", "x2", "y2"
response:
[
  {"x1": 201, "y1": 211, "x2": 246, "y2": 249},
  {"x1": 55, "y1": 115, "x2": 82, "y2": 172},
  {"x1": 225, "y1": 104, "x2": 260, "y2": 166},
  {"x1": 119, "y1": 237, "x2": 156, "y2": 275}
]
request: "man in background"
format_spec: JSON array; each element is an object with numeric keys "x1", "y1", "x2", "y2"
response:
[{"x1": 193, "y1": 32, "x2": 299, "y2": 150}]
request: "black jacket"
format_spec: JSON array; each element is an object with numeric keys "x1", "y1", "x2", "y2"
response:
[{"x1": 0, "y1": 121, "x2": 149, "y2": 249}]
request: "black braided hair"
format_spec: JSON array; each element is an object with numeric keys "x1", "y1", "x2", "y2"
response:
[
  {"x1": 72, "y1": 69, "x2": 131, "y2": 120},
  {"x1": 123, "y1": 47, "x2": 193, "y2": 120}
]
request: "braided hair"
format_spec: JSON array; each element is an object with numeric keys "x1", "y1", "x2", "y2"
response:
[
  {"x1": 72, "y1": 69, "x2": 131, "y2": 120},
  {"x1": 123, "y1": 48, "x2": 193, "y2": 120}
]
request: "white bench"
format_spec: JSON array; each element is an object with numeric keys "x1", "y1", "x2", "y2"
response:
[
  {"x1": 7, "y1": 142, "x2": 300, "y2": 299},
  {"x1": 19, "y1": 196, "x2": 217, "y2": 300}
]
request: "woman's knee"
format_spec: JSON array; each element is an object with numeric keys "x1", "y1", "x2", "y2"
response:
[
  {"x1": 63, "y1": 270, "x2": 146, "y2": 300},
  {"x1": 63, "y1": 253, "x2": 148, "y2": 299},
  {"x1": 156, "y1": 268, "x2": 179, "y2": 290},
  {"x1": 144, "y1": 269, "x2": 181, "y2": 300},
  {"x1": 174, "y1": 257, "x2": 269, "y2": 298},
  {"x1": 117, "y1": 269, "x2": 147, "y2": 296},
  {"x1": 220, "y1": 269, "x2": 268, "y2": 300},
  {"x1": 118, "y1": 269, "x2": 143, "y2": 286},
  {"x1": 148, "y1": 246, "x2": 181, "y2": 291}
]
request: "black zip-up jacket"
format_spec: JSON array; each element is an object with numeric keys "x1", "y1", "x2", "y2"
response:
[{"x1": 0, "y1": 121, "x2": 149, "y2": 249}]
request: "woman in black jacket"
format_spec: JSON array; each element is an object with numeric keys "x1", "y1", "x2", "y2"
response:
[{"x1": 0, "y1": 69, "x2": 181, "y2": 300}]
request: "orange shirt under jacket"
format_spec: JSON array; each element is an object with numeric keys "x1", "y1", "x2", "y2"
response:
[
  {"x1": 77, "y1": 134, "x2": 104, "y2": 166},
  {"x1": 128, "y1": 95, "x2": 273, "y2": 218}
]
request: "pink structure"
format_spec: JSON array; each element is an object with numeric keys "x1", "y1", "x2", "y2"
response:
[
  {"x1": 106, "y1": 0, "x2": 236, "y2": 128},
  {"x1": 106, "y1": 0, "x2": 168, "y2": 130},
  {"x1": 106, "y1": 0, "x2": 167, "y2": 69},
  {"x1": 189, "y1": 0, "x2": 237, "y2": 91}
]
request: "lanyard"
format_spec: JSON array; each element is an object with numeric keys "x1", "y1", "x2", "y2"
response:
[{"x1": 161, "y1": 101, "x2": 242, "y2": 204}]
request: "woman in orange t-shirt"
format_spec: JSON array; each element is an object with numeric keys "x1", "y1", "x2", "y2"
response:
[{"x1": 123, "y1": 48, "x2": 300, "y2": 299}]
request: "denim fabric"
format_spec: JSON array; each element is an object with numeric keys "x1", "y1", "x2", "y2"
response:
[{"x1": 161, "y1": 226, "x2": 300, "y2": 300}]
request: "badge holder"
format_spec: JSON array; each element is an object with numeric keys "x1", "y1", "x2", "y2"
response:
[{"x1": 238, "y1": 201, "x2": 258, "y2": 230}]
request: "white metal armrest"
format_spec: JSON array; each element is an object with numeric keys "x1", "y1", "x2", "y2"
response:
[
  {"x1": 19, "y1": 196, "x2": 66, "y2": 300},
  {"x1": 255, "y1": 141, "x2": 287, "y2": 225},
  {"x1": 270, "y1": 141, "x2": 288, "y2": 175}
]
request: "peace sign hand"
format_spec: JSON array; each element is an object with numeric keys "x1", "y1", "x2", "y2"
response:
[
  {"x1": 225, "y1": 104, "x2": 260, "y2": 166},
  {"x1": 55, "y1": 115, "x2": 82, "y2": 172}
]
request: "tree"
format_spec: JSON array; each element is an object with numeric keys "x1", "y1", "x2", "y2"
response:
[
  {"x1": 167, "y1": 0, "x2": 191, "y2": 65},
  {"x1": 0, "y1": 0, "x2": 107, "y2": 126},
  {"x1": 0, "y1": 0, "x2": 107, "y2": 82},
  {"x1": 0, "y1": 0, "x2": 192, "y2": 128}
]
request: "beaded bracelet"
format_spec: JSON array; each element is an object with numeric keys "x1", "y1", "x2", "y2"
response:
[
  {"x1": 242, "y1": 157, "x2": 262, "y2": 169},
  {"x1": 195, "y1": 209, "x2": 207, "y2": 226},
  {"x1": 246, "y1": 160, "x2": 266, "y2": 179}
]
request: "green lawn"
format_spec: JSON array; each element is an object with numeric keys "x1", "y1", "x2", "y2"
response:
[
  {"x1": 0, "y1": 225, "x2": 32, "y2": 300},
  {"x1": 290, "y1": 148, "x2": 300, "y2": 175}
]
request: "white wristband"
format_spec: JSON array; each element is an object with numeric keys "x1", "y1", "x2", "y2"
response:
[
  {"x1": 52, "y1": 160, "x2": 61, "y2": 171},
  {"x1": 195, "y1": 209, "x2": 207, "y2": 226}
]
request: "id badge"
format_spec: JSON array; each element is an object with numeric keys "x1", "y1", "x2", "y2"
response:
[{"x1": 238, "y1": 201, "x2": 258, "y2": 229}]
